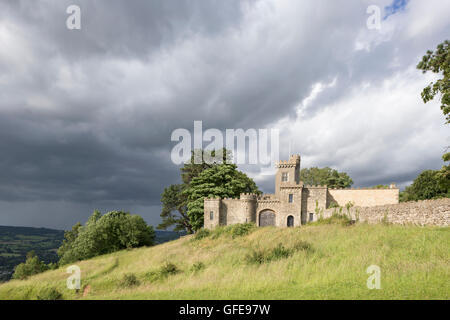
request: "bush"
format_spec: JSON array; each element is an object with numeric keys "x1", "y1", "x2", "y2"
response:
[
  {"x1": 311, "y1": 212, "x2": 353, "y2": 227},
  {"x1": 194, "y1": 228, "x2": 210, "y2": 240},
  {"x1": 190, "y1": 262, "x2": 205, "y2": 273},
  {"x1": 228, "y1": 223, "x2": 255, "y2": 238},
  {"x1": 59, "y1": 210, "x2": 155, "y2": 265},
  {"x1": 36, "y1": 287, "x2": 63, "y2": 300},
  {"x1": 13, "y1": 251, "x2": 49, "y2": 280},
  {"x1": 147, "y1": 262, "x2": 180, "y2": 282},
  {"x1": 245, "y1": 241, "x2": 313, "y2": 264},
  {"x1": 119, "y1": 273, "x2": 140, "y2": 288}
]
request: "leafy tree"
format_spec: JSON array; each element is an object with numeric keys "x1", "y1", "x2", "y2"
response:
[
  {"x1": 59, "y1": 210, "x2": 155, "y2": 265},
  {"x1": 417, "y1": 40, "x2": 450, "y2": 124},
  {"x1": 184, "y1": 164, "x2": 260, "y2": 231},
  {"x1": 158, "y1": 184, "x2": 192, "y2": 233},
  {"x1": 159, "y1": 149, "x2": 232, "y2": 233},
  {"x1": 12, "y1": 251, "x2": 49, "y2": 280},
  {"x1": 417, "y1": 40, "x2": 450, "y2": 195},
  {"x1": 400, "y1": 170, "x2": 449, "y2": 202},
  {"x1": 57, "y1": 222, "x2": 82, "y2": 259},
  {"x1": 300, "y1": 167, "x2": 353, "y2": 188}
]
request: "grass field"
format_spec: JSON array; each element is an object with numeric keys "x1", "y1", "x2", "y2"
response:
[{"x1": 0, "y1": 222, "x2": 448, "y2": 300}]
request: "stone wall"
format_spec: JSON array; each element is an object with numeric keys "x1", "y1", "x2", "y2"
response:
[
  {"x1": 320, "y1": 198, "x2": 450, "y2": 227},
  {"x1": 328, "y1": 188, "x2": 399, "y2": 207}
]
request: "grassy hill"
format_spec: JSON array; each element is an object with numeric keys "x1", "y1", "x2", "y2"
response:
[{"x1": 0, "y1": 222, "x2": 448, "y2": 300}]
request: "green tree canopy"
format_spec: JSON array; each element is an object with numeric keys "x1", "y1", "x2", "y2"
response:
[
  {"x1": 159, "y1": 149, "x2": 232, "y2": 233},
  {"x1": 417, "y1": 40, "x2": 450, "y2": 124},
  {"x1": 184, "y1": 163, "x2": 260, "y2": 231},
  {"x1": 12, "y1": 251, "x2": 49, "y2": 280},
  {"x1": 400, "y1": 170, "x2": 449, "y2": 202},
  {"x1": 300, "y1": 167, "x2": 353, "y2": 188},
  {"x1": 59, "y1": 210, "x2": 155, "y2": 265}
]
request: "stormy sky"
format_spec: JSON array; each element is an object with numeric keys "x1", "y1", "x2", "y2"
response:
[{"x1": 0, "y1": 0, "x2": 448, "y2": 229}]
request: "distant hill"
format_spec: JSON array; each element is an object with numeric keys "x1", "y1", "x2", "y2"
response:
[
  {"x1": 0, "y1": 223, "x2": 448, "y2": 299},
  {"x1": 0, "y1": 225, "x2": 183, "y2": 282}
]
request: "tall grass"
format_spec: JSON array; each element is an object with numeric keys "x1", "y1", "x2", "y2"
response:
[{"x1": 0, "y1": 222, "x2": 448, "y2": 300}]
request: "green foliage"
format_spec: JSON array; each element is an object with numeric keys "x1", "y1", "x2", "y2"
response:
[
  {"x1": 228, "y1": 223, "x2": 255, "y2": 238},
  {"x1": 158, "y1": 184, "x2": 192, "y2": 233},
  {"x1": 194, "y1": 228, "x2": 211, "y2": 240},
  {"x1": 300, "y1": 167, "x2": 353, "y2": 188},
  {"x1": 119, "y1": 273, "x2": 140, "y2": 288},
  {"x1": 36, "y1": 287, "x2": 63, "y2": 300},
  {"x1": 184, "y1": 164, "x2": 260, "y2": 231},
  {"x1": 245, "y1": 241, "x2": 313, "y2": 265},
  {"x1": 147, "y1": 262, "x2": 180, "y2": 282},
  {"x1": 193, "y1": 223, "x2": 256, "y2": 240},
  {"x1": 59, "y1": 210, "x2": 155, "y2": 265},
  {"x1": 311, "y1": 212, "x2": 353, "y2": 227},
  {"x1": 57, "y1": 222, "x2": 82, "y2": 259},
  {"x1": 159, "y1": 149, "x2": 232, "y2": 233},
  {"x1": 190, "y1": 262, "x2": 205, "y2": 273},
  {"x1": 400, "y1": 170, "x2": 449, "y2": 202},
  {"x1": 12, "y1": 251, "x2": 50, "y2": 280},
  {"x1": 371, "y1": 184, "x2": 389, "y2": 189},
  {"x1": 417, "y1": 40, "x2": 450, "y2": 123}
]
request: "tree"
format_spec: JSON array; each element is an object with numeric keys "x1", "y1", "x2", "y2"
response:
[
  {"x1": 400, "y1": 170, "x2": 449, "y2": 202},
  {"x1": 59, "y1": 210, "x2": 155, "y2": 265},
  {"x1": 300, "y1": 167, "x2": 353, "y2": 188},
  {"x1": 159, "y1": 149, "x2": 232, "y2": 233},
  {"x1": 417, "y1": 40, "x2": 450, "y2": 194},
  {"x1": 417, "y1": 40, "x2": 450, "y2": 124},
  {"x1": 12, "y1": 251, "x2": 49, "y2": 280},
  {"x1": 57, "y1": 222, "x2": 82, "y2": 259},
  {"x1": 184, "y1": 164, "x2": 260, "y2": 231}
]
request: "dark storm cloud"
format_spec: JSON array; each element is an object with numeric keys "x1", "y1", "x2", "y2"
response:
[{"x1": 0, "y1": 0, "x2": 448, "y2": 228}]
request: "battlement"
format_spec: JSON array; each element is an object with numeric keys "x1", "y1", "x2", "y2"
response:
[
  {"x1": 304, "y1": 185, "x2": 327, "y2": 189},
  {"x1": 276, "y1": 154, "x2": 300, "y2": 168},
  {"x1": 240, "y1": 193, "x2": 258, "y2": 200}
]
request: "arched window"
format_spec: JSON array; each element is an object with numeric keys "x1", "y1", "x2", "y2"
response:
[
  {"x1": 210, "y1": 211, "x2": 214, "y2": 220},
  {"x1": 287, "y1": 215, "x2": 294, "y2": 227}
]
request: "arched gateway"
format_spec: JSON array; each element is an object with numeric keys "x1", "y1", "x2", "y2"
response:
[{"x1": 259, "y1": 210, "x2": 276, "y2": 227}]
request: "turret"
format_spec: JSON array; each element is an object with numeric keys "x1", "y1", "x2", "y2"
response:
[
  {"x1": 240, "y1": 193, "x2": 257, "y2": 223},
  {"x1": 204, "y1": 197, "x2": 221, "y2": 229},
  {"x1": 275, "y1": 154, "x2": 301, "y2": 197}
]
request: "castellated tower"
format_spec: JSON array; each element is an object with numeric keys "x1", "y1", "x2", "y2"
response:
[
  {"x1": 204, "y1": 197, "x2": 221, "y2": 230},
  {"x1": 240, "y1": 193, "x2": 257, "y2": 223},
  {"x1": 275, "y1": 154, "x2": 301, "y2": 197}
]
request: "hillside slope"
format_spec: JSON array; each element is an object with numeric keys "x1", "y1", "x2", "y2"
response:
[{"x1": 0, "y1": 223, "x2": 448, "y2": 300}]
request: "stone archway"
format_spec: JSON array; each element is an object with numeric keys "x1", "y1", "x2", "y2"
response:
[{"x1": 259, "y1": 210, "x2": 276, "y2": 227}]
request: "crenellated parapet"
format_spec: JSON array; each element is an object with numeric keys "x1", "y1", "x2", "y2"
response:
[{"x1": 304, "y1": 185, "x2": 328, "y2": 189}]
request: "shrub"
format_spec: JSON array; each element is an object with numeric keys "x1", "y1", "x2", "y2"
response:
[
  {"x1": 190, "y1": 262, "x2": 205, "y2": 273},
  {"x1": 147, "y1": 262, "x2": 180, "y2": 282},
  {"x1": 228, "y1": 223, "x2": 255, "y2": 238},
  {"x1": 13, "y1": 251, "x2": 49, "y2": 280},
  {"x1": 119, "y1": 273, "x2": 140, "y2": 288},
  {"x1": 245, "y1": 241, "x2": 313, "y2": 264},
  {"x1": 59, "y1": 210, "x2": 155, "y2": 265},
  {"x1": 194, "y1": 228, "x2": 210, "y2": 240},
  {"x1": 36, "y1": 287, "x2": 63, "y2": 300}
]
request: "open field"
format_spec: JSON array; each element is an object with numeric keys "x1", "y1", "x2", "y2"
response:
[{"x1": 0, "y1": 223, "x2": 448, "y2": 300}]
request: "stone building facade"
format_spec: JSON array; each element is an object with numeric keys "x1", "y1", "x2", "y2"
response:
[{"x1": 204, "y1": 155, "x2": 400, "y2": 229}]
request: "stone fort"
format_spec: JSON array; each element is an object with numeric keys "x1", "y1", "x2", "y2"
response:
[{"x1": 204, "y1": 154, "x2": 399, "y2": 229}]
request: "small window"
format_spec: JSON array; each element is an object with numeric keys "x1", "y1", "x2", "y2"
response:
[
  {"x1": 288, "y1": 194, "x2": 293, "y2": 203},
  {"x1": 309, "y1": 213, "x2": 314, "y2": 222},
  {"x1": 210, "y1": 211, "x2": 214, "y2": 220},
  {"x1": 282, "y1": 172, "x2": 288, "y2": 182}
]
